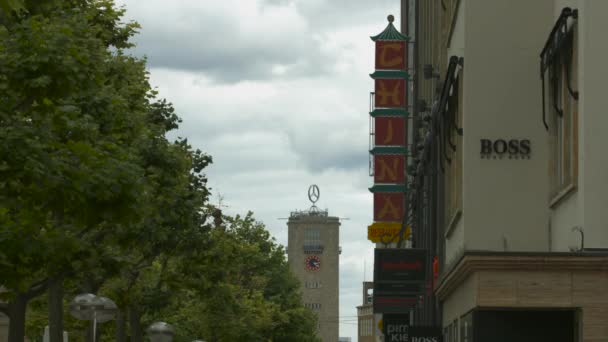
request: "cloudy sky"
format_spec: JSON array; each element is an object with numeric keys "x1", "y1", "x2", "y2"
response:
[{"x1": 115, "y1": 0, "x2": 400, "y2": 339}]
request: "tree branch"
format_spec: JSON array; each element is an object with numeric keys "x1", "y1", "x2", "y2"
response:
[{"x1": 27, "y1": 278, "x2": 51, "y2": 298}]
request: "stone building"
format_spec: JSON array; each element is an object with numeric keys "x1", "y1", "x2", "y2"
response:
[
  {"x1": 356, "y1": 281, "x2": 377, "y2": 342},
  {"x1": 287, "y1": 188, "x2": 340, "y2": 342},
  {"x1": 404, "y1": 0, "x2": 608, "y2": 340}
]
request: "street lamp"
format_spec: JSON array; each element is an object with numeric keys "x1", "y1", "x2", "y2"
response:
[
  {"x1": 68, "y1": 294, "x2": 117, "y2": 342},
  {"x1": 147, "y1": 321, "x2": 174, "y2": 342}
]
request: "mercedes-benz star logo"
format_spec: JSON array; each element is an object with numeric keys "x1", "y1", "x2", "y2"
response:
[{"x1": 308, "y1": 184, "x2": 320, "y2": 204}]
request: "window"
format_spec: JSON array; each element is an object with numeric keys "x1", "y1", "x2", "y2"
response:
[
  {"x1": 460, "y1": 311, "x2": 473, "y2": 342},
  {"x1": 359, "y1": 318, "x2": 372, "y2": 337},
  {"x1": 305, "y1": 281, "x2": 322, "y2": 289},
  {"x1": 304, "y1": 228, "x2": 320, "y2": 243},
  {"x1": 443, "y1": 320, "x2": 458, "y2": 342},
  {"x1": 542, "y1": 8, "x2": 579, "y2": 203},
  {"x1": 304, "y1": 303, "x2": 321, "y2": 311},
  {"x1": 444, "y1": 73, "x2": 463, "y2": 229}
]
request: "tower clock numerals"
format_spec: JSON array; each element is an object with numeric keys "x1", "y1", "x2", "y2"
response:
[{"x1": 305, "y1": 255, "x2": 321, "y2": 271}]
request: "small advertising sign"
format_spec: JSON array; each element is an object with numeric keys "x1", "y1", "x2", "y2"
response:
[
  {"x1": 375, "y1": 116, "x2": 406, "y2": 146},
  {"x1": 374, "y1": 282, "x2": 422, "y2": 296},
  {"x1": 375, "y1": 313, "x2": 384, "y2": 337},
  {"x1": 367, "y1": 222, "x2": 410, "y2": 243},
  {"x1": 374, "y1": 296, "x2": 418, "y2": 314},
  {"x1": 383, "y1": 318, "x2": 443, "y2": 342},
  {"x1": 374, "y1": 283, "x2": 421, "y2": 313},
  {"x1": 374, "y1": 249, "x2": 427, "y2": 283},
  {"x1": 382, "y1": 314, "x2": 409, "y2": 340},
  {"x1": 373, "y1": 249, "x2": 427, "y2": 313},
  {"x1": 373, "y1": 193, "x2": 404, "y2": 222},
  {"x1": 409, "y1": 327, "x2": 443, "y2": 342}
]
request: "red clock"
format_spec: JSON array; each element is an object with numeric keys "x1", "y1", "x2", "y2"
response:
[{"x1": 305, "y1": 255, "x2": 321, "y2": 271}]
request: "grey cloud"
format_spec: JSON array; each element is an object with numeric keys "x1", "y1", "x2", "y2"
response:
[
  {"x1": 130, "y1": 33, "x2": 334, "y2": 83},
  {"x1": 294, "y1": 0, "x2": 400, "y2": 29},
  {"x1": 118, "y1": 0, "x2": 399, "y2": 84},
  {"x1": 285, "y1": 122, "x2": 369, "y2": 172},
  {"x1": 260, "y1": 0, "x2": 291, "y2": 6},
  {"x1": 120, "y1": 1, "x2": 337, "y2": 82},
  {"x1": 168, "y1": 110, "x2": 370, "y2": 174}
]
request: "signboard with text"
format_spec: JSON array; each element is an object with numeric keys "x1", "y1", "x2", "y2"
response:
[
  {"x1": 375, "y1": 40, "x2": 407, "y2": 70},
  {"x1": 374, "y1": 154, "x2": 406, "y2": 184},
  {"x1": 374, "y1": 296, "x2": 418, "y2": 314},
  {"x1": 375, "y1": 116, "x2": 407, "y2": 146},
  {"x1": 375, "y1": 79, "x2": 407, "y2": 108},
  {"x1": 383, "y1": 314, "x2": 410, "y2": 340},
  {"x1": 367, "y1": 222, "x2": 410, "y2": 243},
  {"x1": 373, "y1": 248, "x2": 427, "y2": 313},
  {"x1": 373, "y1": 193, "x2": 405, "y2": 222},
  {"x1": 382, "y1": 318, "x2": 443, "y2": 342},
  {"x1": 374, "y1": 248, "x2": 427, "y2": 282}
]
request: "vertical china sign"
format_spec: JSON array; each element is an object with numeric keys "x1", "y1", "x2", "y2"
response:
[{"x1": 368, "y1": 15, "x2": 409, "y2": 244}]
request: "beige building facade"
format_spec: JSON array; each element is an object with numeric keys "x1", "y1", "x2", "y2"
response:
[
  {"x1": 356, "y1": 281, "x2": 376, "y2": 342},
  {"x1": 407, "y1": 0, "x2": 608, "y2": 340},
  {"x1": 287, "y1": 209, "x2": 340, "y2": 342}
]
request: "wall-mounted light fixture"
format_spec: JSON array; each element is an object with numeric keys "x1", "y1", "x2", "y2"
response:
[{"x1": 569, "y1": 226, "x2": 584, "y2": 252}]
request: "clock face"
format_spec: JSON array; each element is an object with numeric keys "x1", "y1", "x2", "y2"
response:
[{"x1": 305, "y1": 255, "x2": 321, "y2": 271}]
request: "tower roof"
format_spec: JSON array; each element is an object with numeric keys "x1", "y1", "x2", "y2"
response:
[{"x1": 371, "y1": 15, "x2": 409, "y2": 42}]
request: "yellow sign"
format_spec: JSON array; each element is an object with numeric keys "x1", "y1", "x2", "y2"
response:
[{"x1": 367, "y1": 222, "x2": 410, "y2": 243}]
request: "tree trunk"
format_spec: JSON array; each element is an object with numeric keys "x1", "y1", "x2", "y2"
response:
[
  {"x1": 7, "y1": 294, "x2": 27, "y2": 342},
  {"x1": 116, "y1": 309, "x2": 126, "y2": 342},
  {"x1": 129, "y1": 305, "x2": 143, "y2": 342},
  {"x1": 86, "y1": 320, "x2": 94, "y2": 342},
  {"x1": 48, "y1": 275, "x2": 64, "y2": 342}
]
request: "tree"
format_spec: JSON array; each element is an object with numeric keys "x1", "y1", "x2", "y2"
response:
[
  {"x1": 0, "y1": 0, "x2": 175, "y2": 340},
  {"x1": 146, "y1": 211, "x2": 320, "y2": 342},
  {"x1": 1, "y1": 1, "x2": 319, "y2": 341}
]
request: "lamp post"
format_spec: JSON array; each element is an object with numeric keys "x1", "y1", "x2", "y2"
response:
[
  {"x1": 68, "y1": 294, "x2": 117, "y2": 342},
  {"x1": 147, "y1": 321, "x2": 174, "y2": 342}
]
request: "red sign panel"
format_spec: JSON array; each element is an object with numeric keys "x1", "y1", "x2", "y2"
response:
[
  {"x1": 374, "y1": 155, "x2": 405, "y2": 184},
  {"x1": 375, "y1": 41, "x2": 407, "y2": 70},
  {"x1": 375, "y1": 79, "x2": 406, "y2": 108},
  {"x1": 375, "y1": 116, "x2": 406, "y2": 146},
  {"x1": 373, "y1": 193, "x2": 404, "y2": 222}
]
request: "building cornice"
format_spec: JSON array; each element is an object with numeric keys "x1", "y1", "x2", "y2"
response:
[{"x1": 435, "y1": 251, "x2": 608, "y2": 300}]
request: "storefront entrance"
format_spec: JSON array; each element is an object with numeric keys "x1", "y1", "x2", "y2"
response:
[{"x1": 472, "y1": 309, "x2": 576, "y2": 342}]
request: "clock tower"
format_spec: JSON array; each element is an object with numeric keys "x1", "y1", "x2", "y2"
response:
[{"x1": 287, "y1": 185, "x2": 340, "y2": 342}]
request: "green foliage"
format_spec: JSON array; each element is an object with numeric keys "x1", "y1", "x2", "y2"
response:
[
  {"x1": 0, "y1": 0, "x2": 149, "y2": 296},
  {"x1": 1, "y1": 1, "x2": 318, "y2": 341},
  {"x1": 132, "y1": 212, "x2": 320, "y2": 342},
  {"x1": 0, "y1": 0, "x2": 24, "y2": 15}
]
